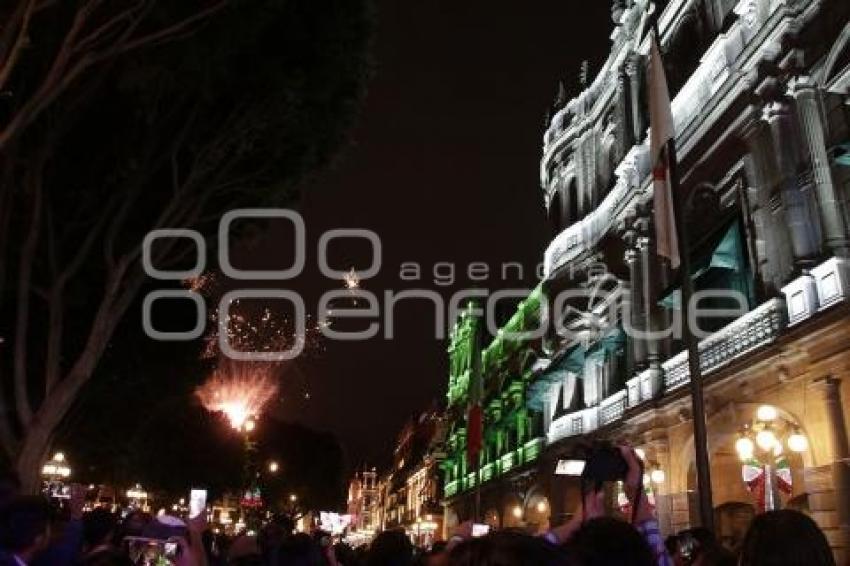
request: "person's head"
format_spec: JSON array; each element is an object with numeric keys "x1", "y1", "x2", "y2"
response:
[
  {"x1": 228, "y1": 533, "x2": 262, "y2": 565},
  {"x1": 0, "y1": 496, "x2": 51, "y2": 560},
  {"x1": 81, "y1": 547, "x2": 133, "y2": 566},
  {"x1": 665, "y1": 535, "x2": 680, "y2": 563},
  {"x1": 739, "y1": 509, "x2": 835, "y2": 566},
  {"x1": 692, "y1": 543, "x2": 735, "y2": 566},
  {"x1": 118, "y1": 510, "x2": 151, "y2": 538},
  {"x1": 448, "y1": 530, "x2": 567, "y2": 566},
  {"x1": 418, "y1": 540, "x2": 448, "y2": 566},
  {"x1": 276, "y1": 532, "x2": 324, "y2": 566},
  {"x1": 562, "y1": 517, "x2": 654, "y2": 566},
  {"x1": 83, "y1": 508, "x2": 118, "y2": 550},
  {"x1": 334, "y1": 542, "x2": 361, "y2": 566},
  {"x1": 367, "y1": 529, "x2": 414, "y2": 566}
]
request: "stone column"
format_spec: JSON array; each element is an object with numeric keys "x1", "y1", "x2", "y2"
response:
[
  {"x1": 637, "y1": 228, "x2": 666, "y2": 380},
  {"x1": 626, "y1": 53, "x2": 645, "y2": 145},
  {"x1": 789, "y1": 76, "x2": 850, "y2": 257},
  {"x1": 642, "y1": 436, "x2": 674, "y2": 535},
  {"x1": 616, "y1": 65, "x2": 634, "y2": 160},
  {"x1": 741, "y1": 111, "x2": 795, "y2": 292},
  {"x1": 764, "y1": 100, "x2": 821, "y2": 263},
  {"x1": 809, "y1": 376, "x2": 850, "y2": 562},
  {"x1": 624, "y1": 228, "x2": 647, "y2": 370}
]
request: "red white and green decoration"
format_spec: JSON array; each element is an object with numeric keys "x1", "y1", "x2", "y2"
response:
[{"x1": 741, "y1": 456, "x2": 792, "y2": 512}]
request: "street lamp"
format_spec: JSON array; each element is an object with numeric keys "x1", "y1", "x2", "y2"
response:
[
  {"x1": 126, "y1": 484, "x2": 150, "y2": 511},
  {"x1": 650, "y1": 468, "x2": 666, "y2": 485},
  {"x1": 268, "y1": 461, "x2": 279, "y2": 474},
  {"x1": 42, "y1": 451, "x2": 72, "y2": 480},
  {"x1": 735, "y1": 405, "x2": 807, "y2": 511},
  {"x1": 41, "y1": 451, "x2": 72, "y2": 502}
]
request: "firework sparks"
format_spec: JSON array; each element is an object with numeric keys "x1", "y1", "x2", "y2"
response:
[
  {"x1": 343, "y1": 267, "x2": 360, "y2": 291},
  {"x1": 192, "y1": 270, "x2": 328, "y2": 420},
  {"x1": 196, "y1": 362, "x2": 278, "y2": 431},
  {"x1": 202, "y1": 306, "x2": 326, "y2": 360},
  {"x1": 183, "y1": 271, "x2": 218, "y2": 294}
]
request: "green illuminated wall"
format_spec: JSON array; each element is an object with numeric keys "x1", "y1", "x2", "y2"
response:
[{"x1": 441, "y1": 287, "x2": 546, "y2": 499}]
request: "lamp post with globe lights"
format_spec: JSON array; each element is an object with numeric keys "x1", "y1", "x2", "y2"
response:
[
  {"x1": 735, "y1": 405, "x2": 808, "y2": 511},
  {"x1": 126, "y1": 484, "x2": 150, "y2": 511},
  {"x1": 41, "y1": 451, "x2": 72, "y2": 502}
]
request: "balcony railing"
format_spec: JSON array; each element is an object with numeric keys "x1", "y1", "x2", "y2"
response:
[
  {"x1": 499, "y1": 451, "x2": 516, "y2": 474},
  {"x1": 444, "y1": 480, "x2": 458, "y2": 498},
  {"x1": 521, "y1": 437, "x2": 544, "y2": 463},
  {"x1": 480, "y1": 462, "x2": 495, "y2": 483},
  {"x1": 599, "y1": 390, "x2": 627, "y2": 426},
  {"x1": 662, "y1": 298, "x2": 786, "y2": 390}
]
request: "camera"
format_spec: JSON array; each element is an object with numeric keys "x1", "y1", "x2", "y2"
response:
[{"x1": 578, "y1": 441, "x2": 629, "y2": 490}]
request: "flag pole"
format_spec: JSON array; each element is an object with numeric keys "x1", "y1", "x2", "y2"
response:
[
  {"x1": 470, "y1": 305, "x2": 483, "y2": 523},
  {"x1": 667, "y1": 141, "x2": 715, "y2": 532},
  {"x1": 651, "y1": 19, "x2": 715, "y2": 531}
]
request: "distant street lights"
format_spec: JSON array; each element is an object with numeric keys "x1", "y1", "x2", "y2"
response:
[
  {"x1": 41, "y1": 451, "x2": 71, "y2": 481},
  {"x1": 126, "y1": 484, "x2": 150, "y2": 511},
  {"x1": 42, "y1": 451, "x2": 72, "y2": 502}
]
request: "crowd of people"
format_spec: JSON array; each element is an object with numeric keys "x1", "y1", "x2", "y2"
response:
[{"x1": 0, "y1": 448, "x2": 840, "y2": 566}]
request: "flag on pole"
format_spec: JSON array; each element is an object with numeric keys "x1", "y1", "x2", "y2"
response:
[
  {"x1": 466, "y1": 317, "x2": 483, "y2": 467},
  {"x1": 647, "y1": 34, "x2": 680, "y2": 269}
]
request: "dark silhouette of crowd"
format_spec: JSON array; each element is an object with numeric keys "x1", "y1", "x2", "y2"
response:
[{"x1": 0, "y1": 455, "x2": 842, "y2": 566}]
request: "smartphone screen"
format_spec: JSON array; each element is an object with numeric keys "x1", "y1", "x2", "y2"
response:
[
  {"x1": 189, "y1": 488, "x2": 207, "y2": 519},
  {"x1": 472, "y1": 523, "x2": 490, "y2": 537},
  {"x1": 163, "y1": 541, "x2": 178, "y2": 558},
  {"x1": 124, "y1": 537, "x2": 175, "y2": 566}
]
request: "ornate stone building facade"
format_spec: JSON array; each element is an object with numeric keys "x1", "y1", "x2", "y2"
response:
[{"x1": 442, "y1": 0, "x2": 850, "y2": 560}]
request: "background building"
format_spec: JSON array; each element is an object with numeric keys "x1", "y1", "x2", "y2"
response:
[
  {"x1": 349, "y1": 409, "x2": 447, "y2": 545},
  {"x1": 442, "y1": 0, "x2": 850, "y2": 561},
  {"x1": 347, "y1": 467, "x2": 379, "y2": 537}
]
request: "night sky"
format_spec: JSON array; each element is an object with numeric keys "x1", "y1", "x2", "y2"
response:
[{"x1": 269, "y1": 1, "x2": 613, "y2": 469}]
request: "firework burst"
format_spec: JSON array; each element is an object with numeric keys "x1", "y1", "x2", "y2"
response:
[
  {"x1": 343, "y1": 267, "x2": 360, "y2": 291},
  {"x1": 189, "y1": 271, "x2": 328, "y2": 426},
  {"x1": 196, "y1": 361, "x2": 278, "y2": 430}
]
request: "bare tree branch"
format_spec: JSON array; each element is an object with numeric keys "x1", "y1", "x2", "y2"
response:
[
  {"x1": 43, "y1": 194, "x2": 115, "y2": 395},
  {"x1": 0, "y1": 0, "x2": 37, "y2": 90},
  {"x1": 13, "y1": 157, "x2": 46, "y2": 427},
  {"x1": 0, "y1": 0, "x2": 228, "y2": 152}
]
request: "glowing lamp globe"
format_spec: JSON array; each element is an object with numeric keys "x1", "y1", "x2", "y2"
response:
[
  {"x1": 650, "y1": 469, "x2": 666, "y2": 484},
  {"x1": 756, "y1": 429, "x2": 777, "y2": 452},
  {"x1": 735, "y1": 436, "x2": 755, "y2": 460},
  {"x1": 756, "y1": 405, "x2": 778, "y2": 422},
  {"x1": 788, "y1": 431, "x2": 808, "y2": 453},
  {"x1": 512, "y1": 505, "x2": 522, "y2": 519}
]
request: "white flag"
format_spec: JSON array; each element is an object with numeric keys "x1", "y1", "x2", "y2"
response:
[{"x1": 647, "y1": 34, "x2": 680, "y2": 269}]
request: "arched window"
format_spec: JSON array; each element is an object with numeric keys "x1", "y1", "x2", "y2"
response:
[{"x1": 567, "y1": 179, "x2": 579, "y2": 223}]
